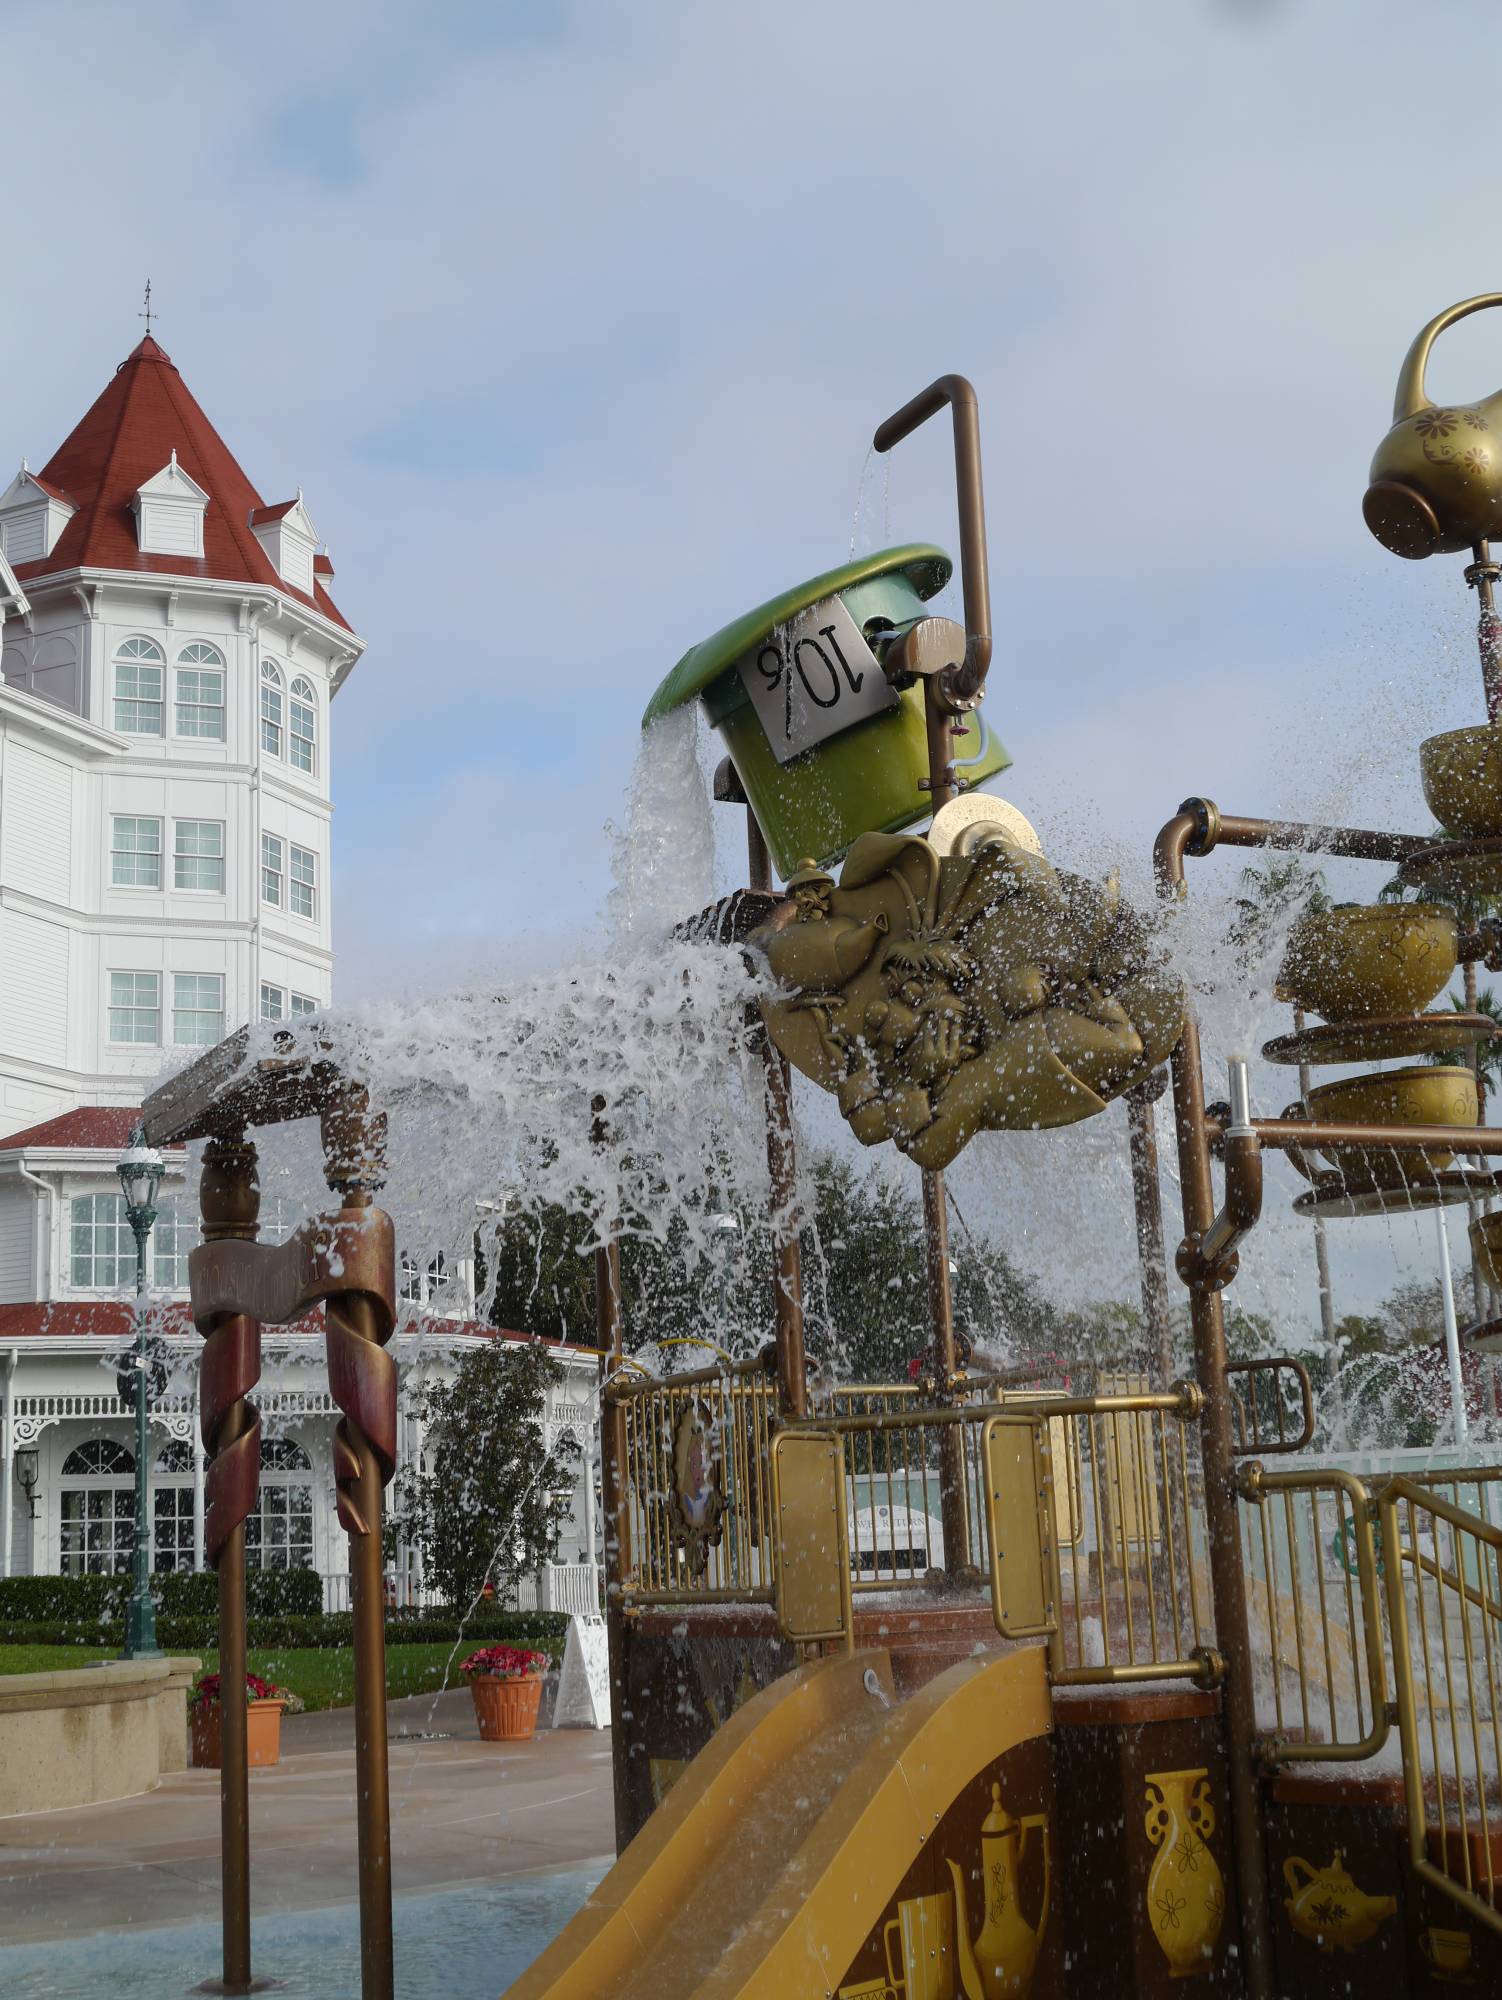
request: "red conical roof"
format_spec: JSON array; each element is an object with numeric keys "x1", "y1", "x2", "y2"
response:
[{"x1": 13, "y1": 336, "x2": 352, "y2": 632}]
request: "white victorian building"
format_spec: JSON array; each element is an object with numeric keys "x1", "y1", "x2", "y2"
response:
[{"x1": 0, "y1": 337, "x2": 600, "y2": 1612}]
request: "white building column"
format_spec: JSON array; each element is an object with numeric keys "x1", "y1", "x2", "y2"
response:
[{"x1": 2, "y1": 1349, "x2": 16, "y2": 1580}]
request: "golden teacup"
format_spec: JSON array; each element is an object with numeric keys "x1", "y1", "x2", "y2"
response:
[
  {"x1": 1279, "y1": 904, "x2": 1457, "y2": 1023},
  {"x1": 1306, "y1": 1064, "x2": 1478, "y2": 1178},
  {"x1": 1420, "y1": 1923, "x2": 1473, "y2": 1975},
  {"x1": 1421, "y1": 723, "x2": 1502, "y2": 837}
]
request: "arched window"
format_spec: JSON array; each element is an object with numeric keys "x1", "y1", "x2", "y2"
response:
[
  {"x1": 155, "y1": 1437, "x2": 195, "y2": 1572},
  {"x1": 60, "y1": 1438, "x2": 135, "y2": 1574},
  {"x1": 248, "y1": 1435, "x2": 314, "y2": 1572},
  {"x1": 260, "y1": 659, "x2": 284, "y2": 758},
  {"x1": 289, "y1": 677, "x2": 316, "y2": 774},
  {"x1": 114, "y1": 636, "x2": 164, "y2": 735},
  {"x1": 176, "y1": 642, "x2": 225, "y2": 740}
]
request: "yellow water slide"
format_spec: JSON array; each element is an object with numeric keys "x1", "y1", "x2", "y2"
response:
[{"x1": 501, "y1": 1645, "x2": 1052, "y2": 2000}]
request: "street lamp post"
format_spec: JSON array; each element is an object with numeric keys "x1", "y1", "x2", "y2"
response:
[{"x1": 117, "y1": 1124, "x2": 165, "y2": 1661}]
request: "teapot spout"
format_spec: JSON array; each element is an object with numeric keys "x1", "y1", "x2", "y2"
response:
[{"x1": 1392, "y1": 292, "x2": 1502, "y2": 420}]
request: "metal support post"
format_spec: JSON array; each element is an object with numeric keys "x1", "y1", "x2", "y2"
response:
[{"x1": 1126, "y1": 1080, "x2": 1175, "y2": 1382}]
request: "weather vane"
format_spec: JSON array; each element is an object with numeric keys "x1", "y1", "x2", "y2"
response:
[{"x1": 139, "y1": 279, "x2": 156, "y2": 336}]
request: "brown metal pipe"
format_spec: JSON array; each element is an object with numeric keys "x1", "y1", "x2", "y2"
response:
[
  {"x1": 346, "y1": 1414, "x2": 393, "y2": 2000},
  {"x1": 1126, "y1": 1084, "x2": 1175, "y2": 1380},
  {"x1": 761, "y1": 1036, "x2": 808, "y2": 1418},
  {"x1": 922, "y1": 1169, "x2": 970, "y2": 1577},
  {"x1": 1156, "y1": 798, "x2": 1430, "y2": 873},
  {"x1": 1220, "y1": 1115, "x2": 1502, "y2": 1155},
  {"x1": 873, "y1": 374, "x2": 991, "y2": 706},
  {"x1": 594, "y1": 1206, "x2": 635, "y2": 1853},
  {"x1": 1167, "y1": 1024, "x2": 1275, "y2": 1998},
  {"x1": 746, "y1": 805, "x2": 772, "y2": 894},
  {"x1": 1179, "y1": 1132, "x2": 1264, "y2": 1284},
  {"x1": 216, "y1": 1523, "x2": 251, "y2": 1993}
]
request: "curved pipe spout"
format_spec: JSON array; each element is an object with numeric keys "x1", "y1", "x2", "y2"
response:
[{"x1": 874, "y1": 374, "x2": 992, "y2": 708}]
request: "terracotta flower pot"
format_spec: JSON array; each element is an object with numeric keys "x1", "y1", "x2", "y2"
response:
[
  {"x1": 191, "y1": 1698, "x2": 287, "y2": 1770},
  {"x1": 467, "y1": 1673, "x2": 543, "y2": 1742}
]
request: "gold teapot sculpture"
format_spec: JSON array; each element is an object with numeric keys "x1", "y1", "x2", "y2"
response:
[
  {"x1": 1364, "y1": 292, "x2": 1502, "y2": 559},
  {"x1": 748, "y1": 823, "x2": 1183, "y2": 1173},
  {"x1": 947, "y1": 1783, "x2": 1050, "y2": 2000},
  {"x1": 1282, "y1": 1851, "x2": 1397, "y2": 1954}
]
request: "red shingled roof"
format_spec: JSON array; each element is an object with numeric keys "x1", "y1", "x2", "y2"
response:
[
  {"x1": 0, "y1": 1105, "x2": 185, "y2": 1152},
  {"x1": 249, "y1": 500, "x2": 299, "y2": 526},
  {"x1": 12, "y1": 337, "x2": 352, "y2": 634}
]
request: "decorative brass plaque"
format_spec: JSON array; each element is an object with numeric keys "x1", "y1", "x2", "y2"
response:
[
  {"x1": 983, "y1": 1415, "x2": 1055, "y2": 1641},
  {"x1": 750, "y1": 829, "x2": 1182, "y2": 1172},
  {"x1": 771, "y1": 1429, "x2": 851, "y2": 1646}
]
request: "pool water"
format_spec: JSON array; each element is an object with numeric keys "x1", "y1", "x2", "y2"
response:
[{"x1": 0, "y1": 1861, "x2": 608, "y2": 1999}]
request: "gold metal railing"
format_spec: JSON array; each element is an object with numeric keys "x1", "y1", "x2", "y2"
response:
[
  {"x1": 1379, "y1": 1473, "x2": 1502, "y2": 1938},
  {"x1": 608, "y1": 1356, "x2": 779, "y2": 1605},
  {"x1": 1227, "y1": 1356, "x2": 1316, "y2": 1457},
  {"x1": 1235, "y1": 1462, "x2": 1389, "y2": 1764}
]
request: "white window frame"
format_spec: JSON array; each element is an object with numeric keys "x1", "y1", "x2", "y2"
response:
[
  {"x1": 289, "y1": 677, "x2": 316, "y2": 775},
  {"x1": 289, "y1": 843, "x2": 317, "y2": 922},
  {"x1": 246, "y1": 1436, "x2": 315, "y2": 1572},
  {"x1": 260, "y1": 659, "x2": 284, "y2": 758},
  {"x1": 152, "y1": 1198, "x2": 198, "y2": 1290},
  {"x1": 173, "y1": 818, "x2": 225, "y2": 893},
  {"x1": 175, "y1": 642, "x2": 226, "y2": 741},
  {"x1": 60, "y1": 1439, "x2": 137, "y2": 1576},
  {"x1": 110, "y1": 814, "x2": 163, "y2": 889},
  {"x1": 154, "y1": 1439, "x2": 196, "y2": 1573},
  {"x1": 259, "y1": 981, "x2": 285, "y2": 1022},
  {"x1": 113, "y1": 637, "x2": 165, "y2": 735},
  {"x1": 261, "y1": 831, "x2": 284, "y2": 908},
  {"x1": 108, "y1": 969, "x2": 161, "y2": 1045},
  {"x1": 172, "y1": 971, "x2": 224, "y2": 1046},
  {"x1": 70, "y1": 1193, "x2": 132, "y2": 1287},
  {"x1": 290, "y1": 991, "x2": 318, "y2": 1016}
]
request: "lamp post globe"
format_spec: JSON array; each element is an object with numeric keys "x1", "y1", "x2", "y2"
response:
[{"x1": 116, "y1": 1124, "x2": 165, "y2": 1660}]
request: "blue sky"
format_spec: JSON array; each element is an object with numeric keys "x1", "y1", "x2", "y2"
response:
[{"x1": 12, "y1": 0, "x2": 1502, "y2": 1317}]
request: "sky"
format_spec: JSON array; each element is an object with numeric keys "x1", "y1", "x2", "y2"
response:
[{"x1": 12, "y1": 0, "x2": 1502, "y2": 1323}]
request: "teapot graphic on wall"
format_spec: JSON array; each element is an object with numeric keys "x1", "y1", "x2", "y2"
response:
[
  {"x1": 1282, "y1": 1850, "x2": 1397, "y2": 1953},
  {"x1": 947, "y1": 1782, "x2": 1050, "y2": 1999}
]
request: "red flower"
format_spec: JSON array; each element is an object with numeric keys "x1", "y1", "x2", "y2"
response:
[
  {"x1": 190, "y1": 1669, "x2": 291, "y2": 1710},
  {"x1": 458, "y1": 1644, "x2": 548, "y2": 1681}
]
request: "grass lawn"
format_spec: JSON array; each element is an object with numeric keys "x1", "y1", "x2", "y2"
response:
[{"x1": 0, "y1": 1642, "x2": 475, "y2": 1712}]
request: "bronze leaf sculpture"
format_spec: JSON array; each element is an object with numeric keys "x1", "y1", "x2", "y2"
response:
[{"x1": 749, "y1": 826, "x2": 1183, "y2": 1171}]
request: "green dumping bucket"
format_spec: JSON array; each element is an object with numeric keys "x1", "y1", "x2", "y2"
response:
[{"x1": 643, "y1": 544, "x2": 1011, "y2": 882}]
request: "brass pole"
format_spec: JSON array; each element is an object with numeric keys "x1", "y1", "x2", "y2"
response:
[
  {"x1": 922, "y1": 1168, "x2": 969, "y2": 1578},
  {"x1": 1469, "y1": 539, "x2": 1502, "y2": 726},
  {"x1": 1292, "y1": 1007, "x2": 1342, "y2": 1413},
  {"x1": 339, "y1": 1255, "x2": 394, "y2": 2000},
  {"x1": 595, "y1": 1235, "x2": 635, "y2": 1853},
  {"x1": 1156, "y1": 811, "x2": 1275, "y2": 2000},
  {"x1": 763, "y1": 1037, "x2": 808, "y2": 1418},
  {"x1": 1126, "y1": 1080, "x2": 1174, "y2": 1382},
  {"x1": 197, "y1": 1134, "x2": 261, "y2": 1997}
]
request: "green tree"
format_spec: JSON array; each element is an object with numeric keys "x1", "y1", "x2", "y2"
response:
[
  {"x1": 406, "y1": 1341, "x2": 579, "y2": 1611},
  {"x1": 1225, "y1": 855, "x2": 1331, "y2": 969}
]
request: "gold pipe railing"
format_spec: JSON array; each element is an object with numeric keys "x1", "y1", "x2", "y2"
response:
[
  {"x1": 1235, "y1": 1462, "x2": 1389, "y2": 1765},
  {"x1": 1379, "y1": 1472, "x2": 1502, "y2": 1939}
]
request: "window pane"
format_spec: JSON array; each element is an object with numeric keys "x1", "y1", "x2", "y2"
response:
[
  {"x1": 290, "y1": 992, "x2": 317, "y2": 1016},
  {"x1": 70, "y1": 1194, "x2": 132, "y2": 1286},
  {"x1": 173, "y1": 819, "x2": 225, "y2": 892},
  {"x1": 261, "y1": 663, "x2": 284, "y2": 758},
  {"x1": 108, "y1": 970, "x2": 160, "y2": 1045},
  {"x1": 259, "y1": 981, "x2": 284, "y2": 1021},
  {"x1": 261, "y1": 832, "x2": 283, "y2": 907},
  {"x1": 289, "y1": 845, "x2": 316, "y2": 921},
  {"x1": 110, "y1": 816, "x2": 162, "y2": 889},
  {"x1": 175, "y1": 662, "x2": 225, "y2": 740},
  {"x1": 289, "y1": 685, "x2": 315, "y2": 774},
  {"x1": 172, "y1": 971, "x2": 223, "y2": 1045},
  {"x1": 114, "y1": 657, "x2": 164, "y2": 735}
]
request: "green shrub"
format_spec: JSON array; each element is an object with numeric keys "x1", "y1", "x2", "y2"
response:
[
  {"x1": 0, "y1": 1567, "x2": 323, "y2": 1627},
  {"x1": 0, "y1": 1607, "x2": 569, "y2": 1657}
]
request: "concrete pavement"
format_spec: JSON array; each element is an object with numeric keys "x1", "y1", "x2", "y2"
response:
[{"x1": 0, "y1": 1692, "x2": 615, "y2": 1945}]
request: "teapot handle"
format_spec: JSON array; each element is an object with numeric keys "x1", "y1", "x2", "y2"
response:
[
  {"x1": 1393, "y1": 293, "x2": 1502, "y2": 422},
  {"x1": 1282, "y1": 1855, "x2": 1317, "y2": 1895}
]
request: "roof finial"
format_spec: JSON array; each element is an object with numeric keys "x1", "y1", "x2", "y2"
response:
[{"x1": 139, "y1": 279, "x2": 156, "y2": 338}]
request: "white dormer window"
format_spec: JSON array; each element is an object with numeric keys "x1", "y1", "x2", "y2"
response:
[
  {"x1": 250, "y1": 495, "x2": 317, "y2": 596},
  {"x1": 132, "y1": 451, "x2": 209, "y2": 557},
  {"x1": 0, "y1": 462, "x2": 76, "y2": 563}
]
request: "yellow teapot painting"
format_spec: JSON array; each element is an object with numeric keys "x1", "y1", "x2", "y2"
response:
[
  {"x1": 947, "y1": 1783, "x2": 1050, "y2": 1999},
  {"x1": 1364, "y1": 292, "x2": 1502, "y2": 558},
  {"x1": 1282, "y1": 1851, "x2": 1397, "y2": 1953}
]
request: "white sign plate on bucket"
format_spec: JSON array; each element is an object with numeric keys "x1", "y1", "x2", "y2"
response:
[
  {"x1": 737, "y1": 594, "x2": 895, "y2": 765},
  {"x1": 553, "y1": 1614, "x2": 611, "y2": 1729}
]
